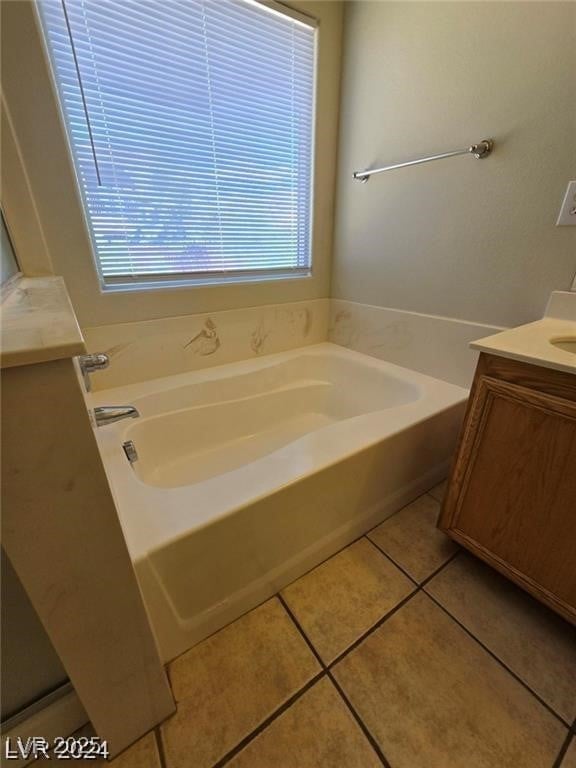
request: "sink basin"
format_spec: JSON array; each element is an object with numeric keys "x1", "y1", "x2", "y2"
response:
[{"x1": 550, "y1": 337, "x2": 576, "y2": 355}]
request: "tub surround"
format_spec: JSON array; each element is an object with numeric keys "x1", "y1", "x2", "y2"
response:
[
  {"x1": 83, "y1": 298, "x2": 329, "y2": 391},
  {"x1": 471, "y1": 291, "x2": 576, "y2": 375},
  {"x1": 329, "y1": 300, "x2": 503, "y2": 389},
  {"x1": 1, "y1": 276, "x2": 85, "y2": 367},
  {"x1": 84, "y1": 297, "x2": 501, "y2": 393}
]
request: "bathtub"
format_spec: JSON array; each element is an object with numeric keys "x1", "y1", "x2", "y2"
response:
[{"x1": 90, "y1": 343, "x2": 468, "y2": 662}]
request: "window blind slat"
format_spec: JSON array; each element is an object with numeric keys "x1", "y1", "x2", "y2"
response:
[
  {"x1": 58, "y1": 11, "x2": 315, "y2": 65},
  {"x1": 52, "y1": 38, "x2": 315, "y2": 95},
  {"x1": 63, "y1": 1, "x2": 314, "y2": 55},
  {"x1": 40, "y1": 0, "x2": 315, "y2": 284},
  {"x1": 63, "y1": 113, "x2": 314, "y2": 152}
]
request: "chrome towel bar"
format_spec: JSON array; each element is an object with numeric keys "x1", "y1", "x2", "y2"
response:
[{"x1": 353, "y1": 139, "x2": 494, "y2": 182}]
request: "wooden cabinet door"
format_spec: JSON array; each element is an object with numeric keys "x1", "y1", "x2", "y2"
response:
[{"x1": 439, "y1": 364, "x2": 576, "y2": 624}]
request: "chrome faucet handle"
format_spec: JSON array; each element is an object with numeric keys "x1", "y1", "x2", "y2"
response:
[
  {"x1": 78, "y1": 353, "x2": 109, "y2": 392},
  {"x1": 79, "y1": 352, "x2": 109, "y2": 372}
]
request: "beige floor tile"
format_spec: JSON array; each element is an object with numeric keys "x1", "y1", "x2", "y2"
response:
[
  {"x1": 281, "y1": 538, "x2": 414, "y2": 663},
  {"x1": 228, "y1": 677, "x2": 382, "y2": 768},
  {"x1": 426, "y1": 554, "x2": 576, "y2": 723},
  {"x1": 429, "y1": 479, "x2": 448, "y2": 503},
  {"x1": 63, "y1": 725, "x2": 160, "y2": 767},
  {"x1": 333, "y1": 592, "x2": 566, "y2": 768},
  {"x1": 562, "y1": 738, "x2": 576, "y2": 768},
  {"x1": 162, "y1": 598, "x2": 320, "y2": 768},
  {"x1": 368, "y1": 494, "x2": 457, "y2": 582},
  {"x1": 109, "y1": 732, "x2": 161, "y2": 768}
]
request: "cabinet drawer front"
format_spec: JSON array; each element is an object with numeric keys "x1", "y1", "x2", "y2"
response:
[{"x1": 442, "y1": 375, "x2": 576, "y2": 619}]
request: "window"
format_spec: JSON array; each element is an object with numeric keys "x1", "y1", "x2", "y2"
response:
[
  {"x1": 1, "y1": 212, "x2": 21, "y2": 285},
  {"x1": 40, "y1": 0, "x2": 316, "y2": 289}
]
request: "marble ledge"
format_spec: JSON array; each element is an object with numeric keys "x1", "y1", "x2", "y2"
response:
[{"x1": 1, "y1": 276, "x2": 86, "y2": 369}]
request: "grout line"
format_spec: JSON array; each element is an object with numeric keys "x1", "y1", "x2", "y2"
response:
[
  {"x1": 366, "y1": 530, "x2": 460, "y2": 591},
  {"x1": 278, "y1": 511, "x2": 455, "y2": 670},
  {"x1": 328, "y1": 589, "x2": 420, "y2": 669},
  {"x1": 420, "y1": 549, "x2": 461, "y2": 587},
  {"x1": 426, "y1": 490, "x2": 446, "y2": 505},
  {"x1": 154, "y1": 726, "x2": 168, "y2": 768},
  {"x1": 327, "y1": 670, "x2": 392, "y2": 768},
  {"x1": 211, "y1": 671, "x2": 325, "y2": 768},
  {"x1": 280, "y1": 586, "x2": 394, "y2": 768},
  {"x1": 276, "y1": 524, "x2": 401, "y2": 606},
  {"x1": 552, "y1": 729, "x2": 573, "y2": 768},
  {"x1": 423, "y1": 591, "x2": 571, "y2": 729},
  {"x1": 277, "y1": 593, "x2": 326, "y2": 668},
  {"x1": 363, "y1": 501, "x2": 411, "y2": 538},
  {"x1": 280, "y1": 543, "x2": 417, "y2": 670},
  {"x1": 359, "y1": 485, "x2": 445, "y2": 551},
  {"x1": 281, "y1": 523, "x2": 457, "y2": 674},
  {"x1": 363, "y1": 536, "x2": 419, "y2": 587},
  {"x1": 361, "y1": 484, "x2": 445, "y2": 541}
]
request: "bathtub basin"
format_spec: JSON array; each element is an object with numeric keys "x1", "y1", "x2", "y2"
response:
[{"x1": 90, "y1": 343, "x2": 468, "y2": 661}]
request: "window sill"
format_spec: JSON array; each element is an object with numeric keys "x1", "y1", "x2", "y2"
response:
[{"x1": 99, "y1": 269, "x2": 313, "y2": 295}]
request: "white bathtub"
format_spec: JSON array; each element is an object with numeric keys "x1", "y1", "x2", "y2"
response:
[{"x1": 90, "y1": 343, "x2": 468, "y2": 661}]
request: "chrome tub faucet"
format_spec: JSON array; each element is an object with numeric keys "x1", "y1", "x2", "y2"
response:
[
  {"x1": 93, "y1": 406, "x2": 140, "y2": 427},
  {"x1": 79, "y1": 353, "x2": 140, "y2": 426}
]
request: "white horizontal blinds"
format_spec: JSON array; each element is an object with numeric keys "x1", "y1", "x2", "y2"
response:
[{"x1": 40, "y1": 0, "x2": 316, "y2": 284}]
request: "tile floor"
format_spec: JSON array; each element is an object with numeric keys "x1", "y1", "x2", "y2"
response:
[{"x1": 107, "y1": 482, "x2": 576, "y2": 767}]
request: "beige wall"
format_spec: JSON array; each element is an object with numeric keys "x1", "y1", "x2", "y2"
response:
[
  {"x1": 1, "y1": 1, "x2": 343, "y2": 328},
  {"x1": 332, "y1": 2, "x2": 576, "y2": 328}
]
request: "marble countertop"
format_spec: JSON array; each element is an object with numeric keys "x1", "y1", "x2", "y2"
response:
[
  {"x1": 471, "y1": 292, "x2": 576, "y2": 375},
  {"x1": 1, "y1": 276, "x2": 86, "y2": 368}
]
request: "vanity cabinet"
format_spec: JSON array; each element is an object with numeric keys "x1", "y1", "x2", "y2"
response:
[{"x1": 438, "y1": 353, "x2": 576, "y2": 625}]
